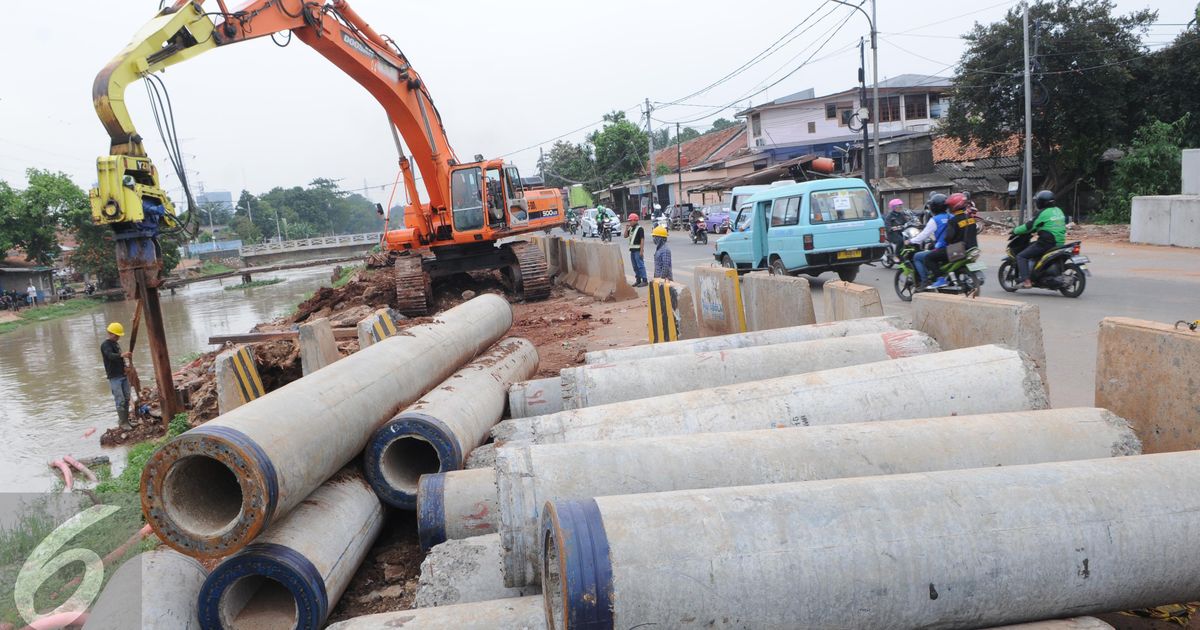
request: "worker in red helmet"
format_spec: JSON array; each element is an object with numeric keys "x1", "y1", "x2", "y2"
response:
[
  {"x1": 923, "y1": 192, "x2": 978, "y2": 289},
  {"x1": 624, "y1": 213, "x2": 647, "y2": 287}
]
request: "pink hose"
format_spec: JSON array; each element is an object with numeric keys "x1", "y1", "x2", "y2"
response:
[
  {"x1": 49, "y1": 460, "x2": 73, "y2": 493},
  {"x1": 20, "y1": 611, "x2": 87, "y2": 629},
  {"x1": 61, "y1": 456, "x2": 97, "y2": 483},
  {"x1": 81, "y1": 427, "x2": 95, "y2": 438}
]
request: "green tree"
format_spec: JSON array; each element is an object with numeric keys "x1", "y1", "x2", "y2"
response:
[
  {"x1": 230, "y1": 215, "x2": 262, "y2": 244},
  {"x1": 540, "y1": 140, "x2": 597, "y2": 188},
  {"x1": 707, "y1": 118, "x2": 738, "y2": 133},
  {"x1": 588, "y1": 111, "x2": 649, "y2": 188},
  {"x1": 943, "y1": 0, "x2": 1155, "y2": 196},
  {"x1": 0, "y1": 169, "x2": 83, "y2": 265},
  {"x1": 674, "y1": 127, "x2": 702, "y2": 145},
  {"x1": 1137, "y1": 24, "x2": 1200, "y2": 147},
  {"x1": 1099, "y1": 115, "x2": 1189, "y2": 222}
]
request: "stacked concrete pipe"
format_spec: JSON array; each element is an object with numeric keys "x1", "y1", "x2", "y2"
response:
[
  {"x1": 415, "y1": 534, "x2": 539, "y2": 607},
  {"x1": 325, "y1": 596, "x2": 545, "y2": 629},
  {"x1": 542, "y1": 452, "x2": 1200, "y2": 629},
  {"x1": 417, "y1": 467, "x2": 499, "y2": 550},
  {"x1": 364, "y1": 338, "x2": 538, "y2": 509},
  {"x1": 140, "y1": 294, "x2": 511, "y2": 558},
  {"x1": 83, "y1": 549, "x2": 208, "y2": 629},
  {"x1": 582, "y1": 315, "x2": 904, "y2": 364},
  {"x1": 197, "y1": 467, "x2": 382, "y2": 630},
  {"x1": 495, "y1": 408, "x2": 1139, "y2": 587},
  {"x1": 493, "y1": 344, "x2": 1048, "y2": 446},
  {"x1": 508, "y1": 330, "x2": 938, "y2": 415}
]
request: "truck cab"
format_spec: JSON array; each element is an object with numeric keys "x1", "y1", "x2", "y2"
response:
[{"x1": 714, "y1": 178, "x2": 885, "y2": 283}]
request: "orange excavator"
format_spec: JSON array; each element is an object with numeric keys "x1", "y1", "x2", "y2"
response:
[{"x1": 90, "y1": 0, "x2": 562, "y2": 320}]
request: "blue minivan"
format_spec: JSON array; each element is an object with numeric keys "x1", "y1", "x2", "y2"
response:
[{"x1": 713, "y1": 178, "x2": 886, "y2": 282}]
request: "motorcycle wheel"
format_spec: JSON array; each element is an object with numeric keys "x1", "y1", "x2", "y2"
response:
[
  {"x1": 881, "y1": 248, "x2": 895, "y2": 269},
  {"x1": 1059, "y1": 263, "x2": 1086, "y2": 298},
  {"x1": 699, "y1": 232, "x2": 708, "y2": 245},
  {"x1": 958, "y1": 270, "x2": 981, "y2": 294},
  {"x1": 997, "y1": 260, "x2": 1020, "y2": 293},
  {"x1": 894, "y1": 269, "x2": 915, "y2": 302}
]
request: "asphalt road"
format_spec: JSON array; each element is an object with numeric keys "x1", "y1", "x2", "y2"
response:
[{"x1": 565, "y1": 228, "x2": 1200, "y2": 408}]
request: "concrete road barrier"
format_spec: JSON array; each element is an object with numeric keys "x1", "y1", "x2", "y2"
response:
[
  {"x1": 584, "y1": 316, "x2": 904, "y2": 364},
  {"x1": 542, "y1": 452, "x2": 1200, "y2": 629},
  {"x1": 142, "y1": 295, "x2": 511, "y2": 558},
  {"x1": 646, "y1": 279, "x2": 698, "y2": 343},
  {"x1": 214, "y1": 345, "x2": 264, "y2": 415},
  {"x1": 326, "y1": 596, "x2": 545, "y2": 630},
  {"x1": 1131, "y1": 195, "x2": 1200, "y2": 248},
  {"x1": 356, "y1": 307, "x2": 402, "y2": 349},
  {"x1": 1096, "y1": 317, "x2": 1200, "y2": 454},
  {"x1": 197, "y1": 468, "x2": 383, "y2": 630},
  {"x1": 83, "y1": 549, "x2": 207, "y2": 630},
  {"x1": 364, "y1": 338, "x2": 538, "y2": 509},
  {"x1": 740, "y1": 272, "x2": 816, "y2": 331},
  {"x1": 559, "y1": 240, "x2": 636, "y2": 301},
  {"x1": 913, "y1": 292, "x2": 1047, "y2": 384},
  {"x1": 493, "y1": 344, "x2": 1047, "y2": 446},
  {"x1": 496, "y1": 408, "x2": 1138, "y2": 587},
  {"x1": 692, "y1": 267, "x2": 746, "y2": 336},
  {"x1": 415, "y1": 534, "x2": 539, "y2": 607},
  {"x1": 417, "y1": 467, "x2": 499, "y2": 550},
  {"x1": 823, "y1": 280, "x2": 884, "y2": 321},
  {"x1": 298, "y1": 317, "x2": 341, "y2": 375}
]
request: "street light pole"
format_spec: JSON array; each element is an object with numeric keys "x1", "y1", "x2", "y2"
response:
[
  {"x1": 832, "y1": 0, "x2": 880, "y2": 184},
  {"x1": 274, "y1": 208, "x2": 283, "y2": 242},
  {"x1": 1022, "y1": 3, "x2": 1035, "y2": 223}
]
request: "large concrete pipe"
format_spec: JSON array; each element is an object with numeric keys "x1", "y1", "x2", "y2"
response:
[
  {"x1": 493, "y1": 344, "x2": 1047, "y2": 445},
  {"x1": 508, "y1": 377, "x2": 564, "y2": 418},
  {"x1": 83, "y1": 549, "x2": 208, "y2": 629},
  {"x1": 417, "y1": 467, "x2": 498, "y2": 550},
  {"x1": 990, "y1": 620, "x2": 1114, "y2": 629},
  {"x1": 325, "y1": 596, "x2": 544, "y2": 630},
  {"x1": 542, "y1": 451, "x2": 1200, "y2": 630},
  {"x1": 197, "y1": 468, "x2": 383, "y2": 630},
  {"x1": 364, "y1": 338, "x2": 538, "y2": 509},
  {"x1": 583, "y1": 315, "x2": 903, "y2": 364},
  {"x1": 416, "y1": 534, "x2": 540, "y2": 607},
  {"x1": 141, "y1": 294, "x2": 511, "y2": 558},
  {"x1": 497, "y1": 408, "x2": 1139, "y2": 587}
]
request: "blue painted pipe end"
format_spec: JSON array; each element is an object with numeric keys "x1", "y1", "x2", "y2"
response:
[
  {"x1": 197, "y1": 542, "x2": 328, "y2": 630},
  {"x1": 416, "y1": 472, "x2": 447, "y2": 551},
  {"x1": 363, "y1": 413, "x2": 463, "y2": 510},
  {"x1": 540, "y1": 498, "x2": 614, "y2": 630}
]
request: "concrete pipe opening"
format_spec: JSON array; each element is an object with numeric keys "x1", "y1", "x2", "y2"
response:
[
  {"x1": 381, "y1": 436, "x2": 442, "y2": 495},
  {"x1": 218, "y1": 575, "x2": 298, "y2": 630},
  {"x1": 163, "y1": 455, "x2": 243, "y2": 538},
  {"x1": 543, "y1": 528, "x2": 566, "y2": 630}
]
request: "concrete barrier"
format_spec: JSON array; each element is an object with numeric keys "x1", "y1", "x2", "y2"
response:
[
  {"x1": 1096, "y1": 317, "x2": 1200, "y2": 454},
  {"x1": 692, "y1": 266, "x2": 746, "y2": 336},
  {"x1": 913, "y1": 292, "x2": 1047, "y2": 384},
  {"x1": 214, "y1": 345, "x2": 264, "y2": 415},
  {"x1": 415, "y1": 534, "x2": 539, "y2": 607},
  {"x1": 584, "y1": 316, "x2": 904, "y2": 364},
  {"x1": 560, "y1": 239, "x2": 580, "y2": 287},
  {"x1": 1185, "y1": 149, "x2": 1200, "y2": 195},
  {"x1": 356, "y1": 307, "x2": 402, "y2": 349},
  {"x1": 646, "y1": 279, "x2": 698, "y2": 343},
  {"x1": 558, "y1": 240, "x2": 636, "y2": 301},
  {"x1": 1131, "y1": 195, "x2": 1200, "y2": 248},
  {"x1": 298, "y1": 317, "x2": 341, "y2": 375},
  {"x1": 740, "y1": 272, "x2": 816, "y2": 331},
  {"x1": 542, "y1": 451, "x2": 1200, "y2": 629},
  {"x1": 326, "y1": 596, "x2": 545, "y2": 630},
  {"x1": 823, "y1": 280, "x2": 884, "y2": 321}
]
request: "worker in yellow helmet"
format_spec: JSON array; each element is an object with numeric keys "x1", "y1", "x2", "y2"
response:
[
  {"x1": 101, "y1": 322, "x2": 133, "y2": 429},
  {"x1": 651, "y1": 225, "x2": 673, "y2": 282}
]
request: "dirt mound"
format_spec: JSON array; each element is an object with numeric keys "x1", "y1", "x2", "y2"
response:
[
  {"x1": 291, "y1": 269, "x2": 394, "y2": 324},
  {"x1": 511, "y1": 295, "x2": 606, "y2": 377}
]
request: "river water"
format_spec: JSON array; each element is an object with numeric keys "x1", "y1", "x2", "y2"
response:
[{"x1": 0, "y1": 263, "x2": 345, "y2": 492}]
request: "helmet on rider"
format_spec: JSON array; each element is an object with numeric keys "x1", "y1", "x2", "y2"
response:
[
  {"x1": 927, "y1": 193, "x2": 948, "y2": 214},
  {"x1": 653, "y1": 204, "x2": 662, "y2": 211},
  {"x1": 888, "y1": 198, "x2": 904, "y2": 209},
  {"x1": 945, "y1": 193, "x2": 968, "y2": 212},
  {"x1": 628, "y1": 213, "x2": 639, "y2": 222},
  {"x1": 1034, "y1": 190, "x2": 1056, "y2": 210},
  {"x1": 651, "y1": 225, "x2": 668, "y2": 238}
]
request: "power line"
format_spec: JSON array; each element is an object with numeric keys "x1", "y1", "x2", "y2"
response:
[{"x1": 498, "y1": 102, "x2": 642, "y2": 158}]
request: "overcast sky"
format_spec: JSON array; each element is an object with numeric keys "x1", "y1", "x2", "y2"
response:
[{"x1": 0, "y1": 0, "x2": 1191, "y2": 207}]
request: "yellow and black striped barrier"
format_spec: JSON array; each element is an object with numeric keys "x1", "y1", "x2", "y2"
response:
[
  {"x1": 228, "y1": 345, "x2": 264, "y2": 404},
  {"x1": 647, "y1": 279, "x2": 681, "y2": 344},
  {"x1": 359, "y1": 308, "x2": 401, "y2": 348}
]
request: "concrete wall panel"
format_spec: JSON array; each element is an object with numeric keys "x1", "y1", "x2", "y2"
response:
[
  {"x1": 823, "y1": 280, "x2": 884, "y2": 321},
  {"x1": 913, "y1": 293, "x2": 1046, "y2": 385},
  {"x1": 692, "y1": 267, "x2": 746, "y2": 337},
  {"x1": 740, "y1": 272, "x2": 817, "y2": 331}
]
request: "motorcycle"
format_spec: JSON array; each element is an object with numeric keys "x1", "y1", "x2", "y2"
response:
[
  {"x1": 893, "y1": 239, "x2": 987, "y2": 302},
  {"x1": 565, "y1": 215, "x2": 580, "y2": 236},
  {"x1": 691, "y1": 218, "x2": 708, "y2": 245},
  {"x1": 997, "y1": 233, "x2": 1088, "y2": 297},
  {"x1": 881, "y1": 211, "x2": 922, "y2": 269},
  {"x1": 599, "y1": 216, "x2": 621, "y2": 242}
]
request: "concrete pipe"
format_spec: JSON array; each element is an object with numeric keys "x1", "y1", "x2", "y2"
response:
[
  {"x1": 417, "y1": 467, "x2": 498, "y2": 550},
  {"x1": 325, "y1": 596, "x2": 544, "y2": 630},
  {"x1": 556, "y1": 330, "x2": 937, "y2": 410},
  {"x1": 415, "y1": 533, "x2": 540, "y2": 607},
  {"x1": 508, "y1": 377, "x2": 564, "y2": 419},
  {"x1": 364, "y1": 338, "x2": 538, "y2": 509},
  {"x1": 583, "y1": 315, "x2": 903, "y2": 364},
  {"x1": 197, "y1": 468, "x2": 383, "y2": 630},
  {"x1": 83, "y1": 549, "x2": 207, "y2": 630},
  {"x1": 542, "y1": 451, "x2": 1200, "y2": 630},
  {"x1": 493, "y1": 344, "x2": 1047, "y2": 446},
  {"x1": 988, "y1": 619, "x2": 1114, "y2": 629},
  {"x1": 141, "y1": 294, "x2": 511, "y2": 558},
  {"x1": 497, "y1": 408, "x2": 1139, "y2": 587}
]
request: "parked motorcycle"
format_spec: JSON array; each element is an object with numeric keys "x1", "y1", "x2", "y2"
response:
[
  {"x1": 599, "y1": 216, "x2": 621, "y2": 242},
  {"x1": 893, "y1": 240, "x2": 987, "y2": 302},
  {"x1": 691, "y1": 218, "x2": 709, "y2": 245},
  {"x1": 997, "y1": 233, "x2": 1088, "y2": 297}
]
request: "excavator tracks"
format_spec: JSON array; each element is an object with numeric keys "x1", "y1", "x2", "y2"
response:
[
  {"x1": 508, "y1": 241, "x2": 551, "y2": 302},
  {"x1": 394, "y1": 255, "x2": 432, "y2": 317}
]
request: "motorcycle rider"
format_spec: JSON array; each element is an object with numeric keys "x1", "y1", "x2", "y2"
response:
[
  {"x1": 920, "y1": 193, "x2": 973, "y2": 289},
  {"x1": 884, "y1": 198, "x2": 908, "y2": 263},
  {"x1": 1013, "y1": 190, "x2": 1067, "y2": 289},
  {"x1": 905, "y1": 193, "x2": 950, "y2": 288}
]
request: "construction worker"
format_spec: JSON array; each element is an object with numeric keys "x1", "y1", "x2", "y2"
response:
[
  {"x1": 101, "y1": 322, "x2": 132, "y2": 429},
  {"x1": 652, "y1": 225, "x2": 673, "y2": 281},
  {"x1": 625, "y1": 213, "x2": 648, "y2": 287}
]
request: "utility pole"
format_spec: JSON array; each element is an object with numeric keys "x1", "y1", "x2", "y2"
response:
[
  {"x1": 870, "y1": 0, "x2": 880, "y2": 185},
  {"x1": 858, "y1": 37, "x2": 871, "y2": 180},
  {"x1": 645, "y1": 97, "x2": 656, "y2": 216},
  {"x1": 273, "y1": 208, "x2": 283, "y2": 242},
  {"x1": 676, "y1": 122, "x2": 684, "y2": 213},
  {"x1": 1022, "y1": 3, "x2": 1034, "y2": 223}
]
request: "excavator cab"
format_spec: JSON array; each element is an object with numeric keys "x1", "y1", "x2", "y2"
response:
[{"x1": 452, "y1": 163, "x2": 529, "y2": 233}]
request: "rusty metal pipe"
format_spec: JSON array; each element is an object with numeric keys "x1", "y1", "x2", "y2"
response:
[{"x1": 141, "y1": 295, "x2": 511, "y2": 558}]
